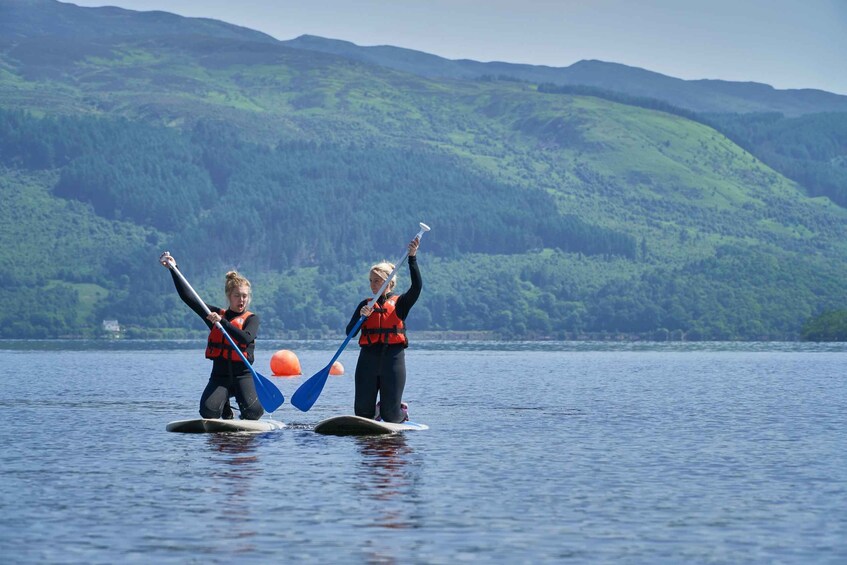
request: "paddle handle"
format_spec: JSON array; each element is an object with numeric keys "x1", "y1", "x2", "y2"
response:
[{"x1": 365, "y1": 222, "x2": 430, "y2": 307}]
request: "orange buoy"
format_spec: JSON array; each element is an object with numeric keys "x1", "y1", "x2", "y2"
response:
[
  {"x1": 329, "y1": 361, "x2": 344, "y2": 376},
  {"x1": 270, "y1": 349, "x2": 301, "y2": 377}
]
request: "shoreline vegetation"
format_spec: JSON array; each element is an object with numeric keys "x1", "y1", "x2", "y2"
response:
[
  {"x1": 56, "y1": 328, "x2": 828, "y2": 342},
  {"x1": 10, "y1": 308, "x2": 847, "y2": 344},
  {"x1": 87, "y1": 309, "x2": 847, "y2": 342}
]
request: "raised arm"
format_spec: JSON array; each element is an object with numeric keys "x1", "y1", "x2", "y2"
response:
[
  {"x1": 395, "y1": 253, "x2": 422, "y2": 320},
  {"x1": 160, "y1": 252, "x2": 216, "y2": 325}
]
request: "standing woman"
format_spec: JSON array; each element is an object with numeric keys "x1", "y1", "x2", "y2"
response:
[
  {"x1": 159, "y1": 252, "x2": 263, "y2": 420},
  {"x1": 346, "y1": 237, "x2": 422, "y2": 423}
]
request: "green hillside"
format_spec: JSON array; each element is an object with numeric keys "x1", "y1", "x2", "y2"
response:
[{"x1": 0, "y1": 1, "x2": 845, "y2": 340}]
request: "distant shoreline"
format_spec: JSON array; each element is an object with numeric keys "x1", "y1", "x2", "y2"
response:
[{"x1": 34, "y1": 329, "x2": 817, "y2": 342}]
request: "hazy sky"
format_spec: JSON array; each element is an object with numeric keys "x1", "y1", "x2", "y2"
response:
[{"x1": 70, "y1": 0, "x2": 847, "y2": 94}]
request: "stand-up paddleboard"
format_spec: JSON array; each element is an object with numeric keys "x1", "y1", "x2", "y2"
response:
[
  {"x1": 166, "y1": 418, "x2": 285, "y2": 434},
  {"x1": 314, "y1": 415, "x2": 429, "y2": 436}
]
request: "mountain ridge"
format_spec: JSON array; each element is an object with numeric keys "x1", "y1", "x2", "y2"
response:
[
  {"x1": 281, "y1": 34, "x2": 847, "y2": 116},
  {"x1": 0, "y1": 0, "x2": 278, "y2": 44},
  {"x1": 3, "y1": 0, "x2": 844, "y2": 115}
]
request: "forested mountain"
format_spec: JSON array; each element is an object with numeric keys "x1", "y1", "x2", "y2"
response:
[
  {"x1": 282, "y1": 35, "x2": 847, "y2": 116},
  {"x1": 0, "y1": 0, "x2": 845, "y2": 340}
]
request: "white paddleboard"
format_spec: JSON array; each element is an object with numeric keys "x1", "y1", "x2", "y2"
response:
[
  {"x1": 166, "y1": 418, "x2": 285, "y2": 434},
  {"x1": 314, "y1": 415, "x2": 429, "y2": 436}
]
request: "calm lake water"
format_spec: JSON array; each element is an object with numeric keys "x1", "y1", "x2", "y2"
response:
[{"x1": 1, "y1": 340, "x2": 845, "y2": 563}]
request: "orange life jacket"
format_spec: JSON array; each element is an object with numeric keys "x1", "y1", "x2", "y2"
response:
[
  {"x1": 359, "y1": 295, "x2": 408, "y2": 347},
  {"x1": 205, "y1": 309, "x2": 254, "y2": 362}
]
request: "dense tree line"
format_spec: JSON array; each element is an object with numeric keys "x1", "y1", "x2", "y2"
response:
[
  {"x1": 801, "y1": 310, "x2": 847, "y2": 341},
  {"x1": 54, "y1": 138, "x2": 215, "y2": 232},
  {"x1": 417, "y1": 246, "x2": 842, "y2": 340},
  {"x1": 580, "y1": 246, "x2": 839, "y2": 340},
  {"x1": 178, "y1": 129, "x2": 637, "y2": 268},
  {"x1": 0, "y1": 109, "x2": 216, "y2": 230},
  {"x1": 125, "y1": 245, "x2": 836, "y2": 341},
  {"x1": 0, "y1": 283, "x2": 80, "y2": 338}
]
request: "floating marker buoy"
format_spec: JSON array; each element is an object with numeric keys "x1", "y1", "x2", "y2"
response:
[
  {"x1": 330, "y1": 361, "x2": 344, "y2": 376},
  {"x1": 270, "y1": 349, "x2": 301, "y2": 376}
]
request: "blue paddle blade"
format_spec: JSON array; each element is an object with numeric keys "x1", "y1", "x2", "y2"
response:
[
  {"x1": 292, "y1": 316, "x2": 364, "y2": 411},
  {"x1": 253, "y1": 370, "x2": 285, "y2": 412},
  {"x1": 291, "y1": 367, "x2": 331, "y2": 412}
]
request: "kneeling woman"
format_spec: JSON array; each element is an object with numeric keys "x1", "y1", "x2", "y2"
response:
[
  {"x1": 346, "y1": 237, "x2": 422, "y2": 423},
  {"x1": 160, "y1": 252, "x2": 263, "y2": 420}
]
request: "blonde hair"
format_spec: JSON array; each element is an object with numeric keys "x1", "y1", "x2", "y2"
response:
[
  {"x1": 370, "y1": 261, "x2": 396, "y2": 293},
  {"x1": 225, "y1": 270, "x2": 252, "y2": 304}
]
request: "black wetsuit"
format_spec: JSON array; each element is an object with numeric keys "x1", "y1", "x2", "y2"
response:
[
  {"x1": 346, "y1": 255, "x2": 422, "y2": 423},
  {"x1": 169, "y1": 269, "x2": 264, "y2": 420}
]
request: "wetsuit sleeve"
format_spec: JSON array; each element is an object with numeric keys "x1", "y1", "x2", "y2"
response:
[
  {"x1": 394, "y1": 255, "x2": 421, "y2": 320},
  {"x1": 345, "y1": 299, "x2": 369, "y2": 336},
  {"x1": 221, "y1": 313, "x2": 259, "y2": 346},
  {"x1": 169, "y1": 267, "x2": 216, "y2": 327}
]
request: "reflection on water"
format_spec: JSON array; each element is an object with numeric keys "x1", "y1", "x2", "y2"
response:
[
  {"x1": 205, "y1": 433, "x2": 262, "y2": 554},
  {"x1": 354, "y1": 435, "x2": 420, "y2": 531},
  {"x1": 206, "y1": 433, "x2": 262, "y2": 470}
]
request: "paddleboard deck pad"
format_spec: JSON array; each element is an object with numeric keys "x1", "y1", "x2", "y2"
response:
[
  {"x1": 166, "y1": 418, "x2": 285, "y2": 433},
  {"x1": 314, "y1": 415, "x2": 429, "y2": 436}
]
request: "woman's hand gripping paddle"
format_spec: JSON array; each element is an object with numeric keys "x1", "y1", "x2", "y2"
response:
[
  {"x1": 291, "y1": 222, "x2": 430, "y2": 412},
  {"x1": 163, "y1": 258, "x2": 285, "y2": 413}
]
